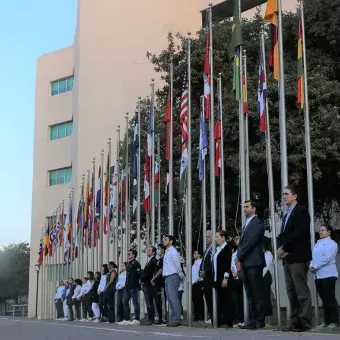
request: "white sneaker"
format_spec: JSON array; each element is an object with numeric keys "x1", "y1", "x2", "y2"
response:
[
  {"x1": 129, "y1": 319, "x2": 140, "y2": 325},
  {"x1": 317, "y1": 322, "x2": 328, "y2": 328},
  {"x1": 236, "y1": 322, "x2": 244, "y2": 327},
  {"x1": 205, "y1": 319, "x2": 211, "y2": 324},
  {"x1": 117, "y1": 320, "x2": 129, "y2": 325},
  {"x1": 93, "y1": 318, "x2": 100, "y2": 323},
  {"x1": 79, "y1": 318, "x2": 86, "y2": 322},
  {"x1": 328, "y1": 323, "x2": 338, "y2": 329},
  {"x1": 63, "y1": 317, "x2": 69, "y2": 321}
]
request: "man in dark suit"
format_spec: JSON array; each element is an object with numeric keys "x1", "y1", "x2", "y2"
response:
[
  {"x1": 277, "y1": 185, "x2": 312, "y2": 332},
  {"x1": 236, "y1": 200, "x2": 266, "y2": 330},
  {"x1": 199, "y1": 230, "x2": 213, "y2": 322}
]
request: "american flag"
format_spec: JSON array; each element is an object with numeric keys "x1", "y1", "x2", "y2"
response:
[
  {"x1": 257, "y1": 53, "x2": 267, "y2": 136},
  {"x1": 203, "y1": 28, "x2": 211, "y2": 121}
]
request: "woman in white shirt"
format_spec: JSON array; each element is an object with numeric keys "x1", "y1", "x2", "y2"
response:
[
  {"x1": 97, "y1": 264, "x2": 109, "y2": 322},
  {"x1": 116, "y1": 263, "x2": 127, "y2": 323},
  {"x1": 54, "y1": 281, "x2": 65, "y2": 319},
  {"x1": 63, "y1": 281, "x2": 70, "y2": 320},
  {"x1": 309, "y1": 225, "x2": 339, "y2": 328},
  {"x1": 71, "y1": 279, "x2": 82, "y2": 320},
  {"x1": 263, "y1": 237, "x2": 274, "y2": 318}
]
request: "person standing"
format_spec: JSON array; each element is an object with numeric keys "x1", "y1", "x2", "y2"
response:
[
  {"x1": 192, "y1": 250, "x2": 204, "y2": 321},
  {"x1": 151, "y1": 244, "x2": 166, "y2": 325},
  {"x1": 97, "y1": 264, "x2": 109, "y2": 322},
  {"x1": 212, "y1": 230, "x2": 233, "y2": 328},
  {"x1": 310, "y1": 225, "x2": 339, "y2": 329},
  {"x1": 121, "y1": 249, "x2": 141, "y2": 325},
  {"x1": 236, "y1": 200, "x2": 266, "y2": 330},
  {"x1": 63, "y1": 281, "x2": 70, "y2": 320},
  {"x1": 116, "y1": 263, "x2": 127, "y2": 323},
  {"x1": 141, "y1": 246, "x2": 158, "y2": 325},
  {"x1": 78, "y1": 276, "x2": 93, "y2": 321},
  {"x1": 90, "y1": 272, "x2": 101, "y2": 323},
  {"x1": 163, "y1": 235, "x2": 183, "y2": 327},
  {"x1": 70, "y1": 279, "x2": 82, "y2": 321},
  {"x1": 54, "y1": 281, "x2": 65, "y2": 320},
  {"x1": 66, "y1": 278, "x2": 76, "y2": 321},
  {"x1": 277, "y1": 186, "x2": 313, "y2": 332},
  {"x1": 199, "y1": 230, "x2": 213, "y2": 323},
  {"x1": 103, "y1": 261, "x2": 118, "y2": 323}
]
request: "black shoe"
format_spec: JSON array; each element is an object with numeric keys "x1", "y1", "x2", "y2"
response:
[
  {"x1": 239, "y1": 323, "x2": 256, "y2": 330},
  {"x1": 281, "y1": 323, "x2": 302, "y2": 332},
  {"x1": 292, "y1": 325, "x2": 312, "y2": 333}
]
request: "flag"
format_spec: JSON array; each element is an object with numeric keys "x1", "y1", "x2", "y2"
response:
[
  {"x1": 242, "y1": 60, "x2": 248, "y2": 114},
  {"x1": 59, "y1": 205, "x2": 64, "y2": 246},
  {"x1": 297, "y1": 19, "x2": 304, "y2": 109},
  {"x1": 87, "y1": 171, "x2": 94, "y2": 248},
  {"x1": 104, "y1": 154, "x2": 110, "y2": 235},
  {"x1": 64, "y1": 199, "x2": 72, "y2": 263},
  {"x1": 179, "y1": 76, "x2": 189, "y2": 193},
  {"x1": 75, "y1": 185, "x2": 84, "y2": 257},
  {"x1": 132, "y1": 112, "x2": 139, "y2": 215},
  {"x1": 38, "y1": 236, "x2": 43, "y2": 265},
  {"x1": 94, "y1": 166, "x2": 101, "y2": 246},
  {"x1": 143, "y1": 95, "x2": 154, "y2": 213},
  {"x1": 48, "y1": 219, "x2": 54, "y2": 257},
  {"x1": 265, "y1": 0, "x2": 279, "y2": 80},
  {"x1": 215, "y1": 106, "x2": 222, "y2": 177},
  {"x1": 203, "y1": 28, "x2": 211, "y2": 121},
  {"x1": 84, "y1": 173, "x2": 89, "y2": 229},
  {"x1": 257, "y1": 51, "x2": 268, "y2": 137},
  {"x1": 232, "y1": 0, "x2": 243, "y2": 100},
  {"x1": 50, "y1": 216, "x2": 58, "y2": 252},
  {"x1": 44, "y1": 224, "x2": 49, "y2": 257},
  {"x1": 154, "y1": 149, "x2": 160, "y2": 206},
  {"x1": 112, "y1": 154, "x2": 118, "y2": 209},
  {"x1": 198, "y1": 114, "x2": 208, "y2": 181},
  {"x1": 164, "y1": 90, "x2": 171, "y2": 191}
]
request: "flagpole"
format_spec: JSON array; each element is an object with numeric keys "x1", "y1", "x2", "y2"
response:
[
  {"x1": 85, "y1": 172, "x2": 89, "y2": 273},
  {"x1": 150, "y1": 80, "x2": 156, "y2": 245},
  {"x1": 217, "y1": 74, "x2": 226, "y2": 230},
  {"x1": 243, "y1": 50, "x2": 250, "y2": 198},
  {"x1": 157, "y1": 136, "x2": 161, "y2": 242},
  {"x1": 99, "y1": 150, "x2": 104, "y2": 267},
  {"x1": 56, "y1": 206, "x2": 61, "y2": 283},
  {"x1": 207, "y1": 4, "x2": 218, "y2": 329},
  {"x1": 107, "y1": 139, "x2": 112, "y2": 263},
  {"x1": 169, "y1": 60, "x2": 174, "y2": 235},
  {"x1": 80, "y1": 176, "x2": 84, "y2": 278},
  {"x1": 91, "y1": 160, "x2": 95, "y2": 271},
  {"x1": 49, "y1": 216, "x2": 53, "y2": 319},
  {"x1": 117, "y1": 126, "x2": 122, "y2": 263},
  {"x1": 260, "y1": 30, "x2": 281, "y2": 326},
  {"x1": 53, "y1": 213, "x2": 57, "y2": 319},
  {"x1": 70, "y1": 188, "x2": 75, "y2": 278},
  {"x1": 124, "y1": 113, "x2": 129, "y2": 260},
  {"x1": 300, "y1": 0, "x2": 318, "y2": 324},
  {"x1": 137, "y1": 98, "x2": 141, "y2": 258}
]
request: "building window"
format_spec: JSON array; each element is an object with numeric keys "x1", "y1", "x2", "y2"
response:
[
  {"x1": 51, "y1": 75, "x2": 74, "y2": 96},
  {"x1": 50, "y1": 121, "x2": 73, "y2": 140},
  {"x1": 49, "y1": 167, "x2": 72, "y2": 186}
]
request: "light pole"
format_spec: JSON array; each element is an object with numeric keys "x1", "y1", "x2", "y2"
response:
[{"x1": 34, "y1": 264, "x2": 40, "y2": 319}]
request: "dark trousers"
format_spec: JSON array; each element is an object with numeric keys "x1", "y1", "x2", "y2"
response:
[
  {"x1": 81, "y1": 295, "x2": 93, "y2": 319},
  {"x1": 69, "y1": 300, "x2": 81, "y2": 320},
  {"x1": 192, "y1": 282, "x2": 204, "y2": 320},
  {"x1": 104, "y1": 287, "x2": 116, "y2": 323},
  {"x1": 143, "y1": 284, "x2": 155, "y2": 322},
  {"x1": 203, "y1": 276, "x2": 213, "y2": 320},
  {"x1": 55, "y1": 299, "x2": 64, "y2": 319},
  {"x1": 243, "y1": 266, "x2": 265, "y2": 327},
  {"x1": 263, "y1": 271, "x2": 273, "y2": 317},
  {"x1": 215, "y1": 285, "x2": 233, "y2": 327},
  {"x1": 315, "y1": 277, "x2": 339, "y2": 325},
  {"x1": 231, "y1": 279, "x2": 244, "y2": 324},
  {"x1": 116, "y1": 289, "x2": 125, "y2": 322},
  {"x1": 98, "y1": 292, "x2": 107, "y2": 319},
  {"x1": 284, "y1": 262, "x2": 312, "y2": 328},
  {"x1": 178, "y1": 290, "x2": 184, "y2": 316},
  {"x1": 123, "y1": 288, "x2": 140, "y2": 321},
  {"x1": 154, "y1": 284, "x2": 163, "y2": 321}
]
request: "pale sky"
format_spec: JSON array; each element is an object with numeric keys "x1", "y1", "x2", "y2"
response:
[{"x1": 0, "y1": 1, "x2": 77, "y2": 247}]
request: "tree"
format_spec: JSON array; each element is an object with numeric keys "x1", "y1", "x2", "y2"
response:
[
  {"x1": 0, "y1": 242, "x2": 30, "y2": 302},
  {"x1": 123, "y1": 0, "x2": 340, "y2": 249}
]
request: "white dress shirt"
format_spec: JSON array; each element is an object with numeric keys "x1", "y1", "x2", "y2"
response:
[
  {"x1": 283, "y1": 202, "x2": 297, "y2": 231},
  {"x1": 97, "y1": 275, "x2": 107, "y2": 293},
  {"x1": 76, "y1": 281, "x2": 93, "y2": 299},
  {"x1": 163, "y1": 246, "x2": 183, "y2": 278},
  {"x1": 231, "y1": 252, "x2": 238, "y2": 279},
  {"x1": 115, "y1": 271, "x2": 127, "y2": 290},
  {"x1": 213, "y1": 241, "x2": 229, "y2": 282},
  {"x1": 54, "y1": 286, "x2": 65, "y2": 300},
  {"x1": 192, "y1": 259, "x2": 202, "y2": 284},
  {"x1": 310, "y1": 236, "x2": 338, "y2": 280},
  {"x1": 263, "y1": 251, "x2": 273, "y2": 277}
]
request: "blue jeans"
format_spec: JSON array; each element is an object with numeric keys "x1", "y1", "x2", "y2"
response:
[
  {"x1": 123, "y1": 288, "x2": 140, "y2": 320},
  {"x1": 165, "y1": 274, "x2": 181, "y2": 322}
]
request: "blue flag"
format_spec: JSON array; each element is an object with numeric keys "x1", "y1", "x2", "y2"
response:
[{"x1": 198, "y1": 115, "x2": 208, "y2": 181}]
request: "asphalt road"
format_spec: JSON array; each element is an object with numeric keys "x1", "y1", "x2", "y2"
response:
[{"x1": 1, "y1": 317, "x2": 339, "y2": 340}]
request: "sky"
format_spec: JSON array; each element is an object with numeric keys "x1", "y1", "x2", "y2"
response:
[{"x1": 0, "y1": 1, "x2": 77, "y2": 247}]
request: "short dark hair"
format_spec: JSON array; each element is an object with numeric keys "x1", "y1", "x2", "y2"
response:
[
  {"x1": 284, "y1": 185, "x2": 298, "y2": 196},
  {"x1": 109, "y1": 261, "x2": 118, "y2": 268},
  {"x1": 129, "y1": 249, "x2": 137, "y2": 258},
  {"x1": 149, "y1": 246, "x2": 156, "y2": 255},
  {"x1": 95, "y1": 272, "x2": 101, "y2": 281},
  {"x1": 216, "y1": 230, "x2": 228, "y2": 239},
  {"x1": 244, "y1": 200, "x2": 258, "y2": 211},
  {"x1": 87, "y1": 271, "x2": 94, "y2": 280},
  {"x1": 322, "y1": 224, "x2": 336, "y2": 241},
  {"x1": 75, "y1": 279, "x2": 82, "y2": 285},
  {"x1": 165, "y1": 234, "x2": 176, "y2": 246},
  {"x1": 194, "y1": 249, "x2": 202, "y2": 256}
]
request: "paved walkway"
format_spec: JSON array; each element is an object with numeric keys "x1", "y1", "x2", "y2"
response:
[{"x1": 0, "y1": 317, "x2": 339, "y2": 340}]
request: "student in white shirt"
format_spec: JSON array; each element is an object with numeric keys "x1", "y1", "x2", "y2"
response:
[
  {"x1": 97, "y1": 264, "x2": 109, "y2": 322},
  {"x1": 310, "y1": 225, "x2": 339, "y2": 328},
  {"x1": 79, "y1": 274, "x2": 94, "y2": 321},
  {"x1": 89, "y1": 272, "x2": 101, "y2": 323},
  {"x1": 116, "y1": 263, "x2": 127, "y2": 322},
  {"x1": 163, "y1": 235, "x2": 183, "y2": 327},
  {"x1": 63, "y1": 281, "x2": 70, "y2": 320},
  {"x1": 71, "y1": 279, "x2": 82, "y2": 320},
  {"x1": 192, "y1": 250, "x2": 204, "y2": 321},
  {"x1": 54, "y1": 281, "x2": 65, "y2": 319}
]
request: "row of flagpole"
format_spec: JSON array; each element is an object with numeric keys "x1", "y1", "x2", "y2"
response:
[{"x1": 35, "y1": 0, "x2": 317, "y2": 326}]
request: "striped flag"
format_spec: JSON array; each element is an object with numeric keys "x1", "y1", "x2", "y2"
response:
[
  {"x1": 257, "y1": 50, "x2": 268, "y2": 137},
  {"x1": 179, "y1": 76, "x2": 188, "y2": 193},
  {"x1": 232, "y1": 0, "x2": 243, "y2": 100},
  {"x1": 164, "y1": 91, "x2": 171, "y2": 191},
  {"x1": 203, "y1": 28, "x2": 211, "y2": 121},
  {"x1": 132, "y1": 112, "x2": 139, "y2": 215},
  {"x1": 265, "y1": 0, "x2": 279, "y2": 80},
  {"x1": 297, "y1": 19, "x2": 304, "y2": 109}
]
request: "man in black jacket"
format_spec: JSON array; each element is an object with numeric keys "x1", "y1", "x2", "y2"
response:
[
  {"x1": 199, "y1": 230, "x2": 213, "y2": 322},
  {"x1": 236, "y1": 200, "x2": 266, "y2": 330},
  {"x1": 123, "y1": 249, "x2": 141, "y2": 324},
  {"x1": 141, "y1": 246, "x2": 158, "y2": 325},
  {"x1": 277, "y1": 185, "x2": 312, "y2": 332}
]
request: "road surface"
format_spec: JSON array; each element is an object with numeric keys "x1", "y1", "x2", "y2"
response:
[{"x1": 1, "y1": 317, "x2": 338, "y2": 340}]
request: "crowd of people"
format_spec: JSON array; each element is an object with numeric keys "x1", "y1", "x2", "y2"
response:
[{"x1": 53, "y1": 185, "x2": 339, "y2": 331}]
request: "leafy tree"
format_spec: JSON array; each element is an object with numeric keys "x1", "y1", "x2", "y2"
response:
[
  {"x1": 123, "y1": 0, "x2": 340, "y2": 249},
  {"x1": 0, "y1": 242, "x2": 30, "y2": 302}
]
